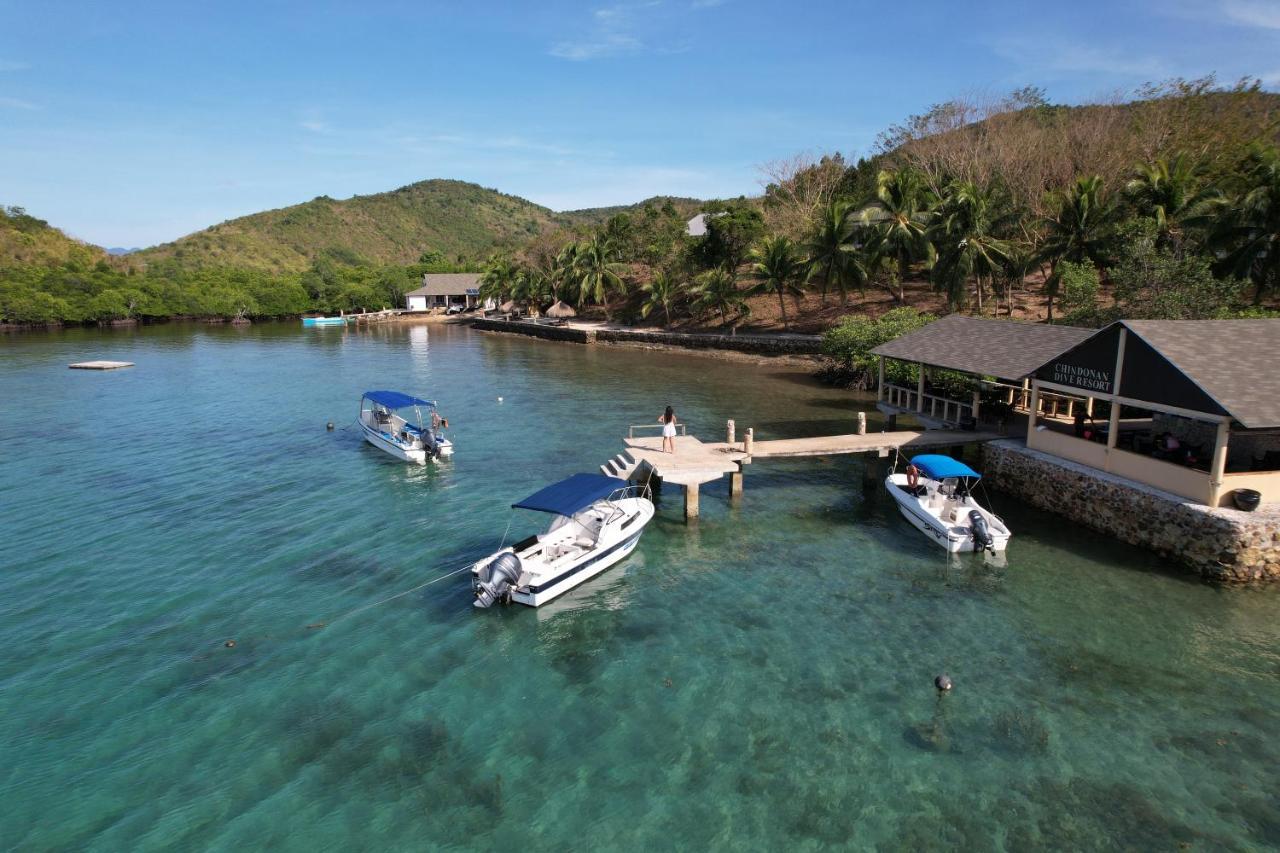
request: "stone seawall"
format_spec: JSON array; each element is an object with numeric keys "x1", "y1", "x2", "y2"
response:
[
  {"x1": 468, "y1": 318, "x2": 822, "y2": 356},
  {"x1": 981, "y1": 439, "x2": 1280, "y2": 583}
]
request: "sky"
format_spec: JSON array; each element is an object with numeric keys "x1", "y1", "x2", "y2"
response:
[{"x1": 1, "y1": 0, "x2": 1278, "y2": 248}]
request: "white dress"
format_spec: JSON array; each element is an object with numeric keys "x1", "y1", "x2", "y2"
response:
[{"x1": 662, "y1": 419, "x2": 676, "y2": 438}]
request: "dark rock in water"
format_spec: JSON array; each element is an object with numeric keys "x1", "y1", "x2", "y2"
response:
[
  {"x1": 935, "y1": 673, "x2": 953, "y2": 691},
  {"x1": 326, "y1": 421, "x2": 335, "y2": 431}
]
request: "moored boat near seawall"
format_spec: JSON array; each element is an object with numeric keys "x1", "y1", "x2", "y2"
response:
[
  {"x1": 885, "y1": 454, "x2": 1010, "y2": 554},
  {"x1": 472, "y1": 474, "x2": 654, "y2": 608},
  {"x1": 358, "y1": 390, "x2": 453, "y2": 464}
]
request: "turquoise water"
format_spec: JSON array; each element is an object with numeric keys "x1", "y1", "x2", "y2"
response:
[{"x1": 2, "y1": 322, "x2": 1278, "y2": 850}]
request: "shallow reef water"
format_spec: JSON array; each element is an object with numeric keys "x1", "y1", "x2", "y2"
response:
[{"x1": 1, "y1": 321, "x2": 1278, "y2": 850}]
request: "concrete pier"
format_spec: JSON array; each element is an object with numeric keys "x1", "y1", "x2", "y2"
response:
[{"x1": 618, "y1": 427, "x2": 1001, "y2": 520}]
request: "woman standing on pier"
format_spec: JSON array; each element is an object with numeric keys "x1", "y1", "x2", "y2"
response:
[{"x1": 659, "y1": 406, "x2": 678, "y2": 454}]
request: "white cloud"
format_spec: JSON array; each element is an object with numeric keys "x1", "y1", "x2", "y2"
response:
[
  {"x1": 300, "y1": 118, "x2": 330, "y2": 133},
  {"x1": 1221, "y1": 0, "x2": 1280, "y2": 29},
  {"x1": 0, "y1": 96, "x2": 37, "y2": 110},
  {"x1": 991, "y1": 38, "x2": 1168, "y2": 79},
  {"x1": 549, "y1": 1, "x2": 682, "y2": 61},
  {"x1": 550, "y1": 33, "x2": 643, "y2": 60},
  {"x1": 0, "y1": 60, "x2": 29, "y2": 72}
]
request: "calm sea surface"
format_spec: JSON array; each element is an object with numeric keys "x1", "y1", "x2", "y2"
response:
[{"x1": 1, "y1": 322, "x2": 1278, "y2": 850}]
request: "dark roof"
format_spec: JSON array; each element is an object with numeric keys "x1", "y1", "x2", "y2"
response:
[
  {"x1": 407, "y1": 273, "x2": 482, "y2": 297},
  {"x1": 869, "y1": 315, "x2": 1093, "y2": 381},
  {"x1": 1121, "y1": 320, "x2": 1280, "y2": 429}
]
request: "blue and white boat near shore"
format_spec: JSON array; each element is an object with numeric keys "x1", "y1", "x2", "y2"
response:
[
  {"x1": 472, "y1": 474, "x2": 654, "y2": 608},
  {"x1": 886, "y1": 454, "x2": 1011, "y2": 554},
  {"x1": 358, "y1": 390, "x2": 453, "y2": 464}
]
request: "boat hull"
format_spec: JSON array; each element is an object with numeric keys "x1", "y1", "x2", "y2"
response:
[
  {"x1": 473, "y1": 496, "x2": 654, "y2": 608},
  {"x1": 885, "y1": 473, "x2": 1010, "y2": 553},
  {"x1": 361, "y1": 423, "x2": 427, "y2": 464},
  {"x1": 302, "y1": 316, "x2": 347, "y2": 327}
]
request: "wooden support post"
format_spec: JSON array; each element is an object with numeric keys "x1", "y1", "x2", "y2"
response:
[
  {"x1": 1026, "y1": 383, "x2": 1041, "y2": 441},
  {"x1": 1086, "y1": 397, "x2": 1094, "y2": 418},
  {"x1": 856, "y1": 412, "x2": 867, "y2": 435},
  {"x1": 1209, "y1": 420, "x2": 1230, "y2": 506},
  {"x1": 878, "y1": 356, "x2": 885, "y2": 402},
  {"x1": 685, "y1": 482, "x2": 700, "y2": 519},
  {"x1": 726, "y1": 419, "x2": 736, "y2": 445},
  {"x1": 744, "y1": 428, "x2": 754, "y2": 456},
  {"x1": 917, "y1": 366, "x2": 926, "y2": 413},
  {"x1": 971, "y1": 389, "x2": 981, "y2": 422},
  {"x1": 730, "y1": 466, "x2": 743, "y2": 499}
]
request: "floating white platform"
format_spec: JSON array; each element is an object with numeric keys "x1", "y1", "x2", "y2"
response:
[{"x1": 69, "y1": 361, "x2": 134, "y2": 370}]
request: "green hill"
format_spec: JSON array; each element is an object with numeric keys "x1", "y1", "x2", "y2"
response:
[
  {"x1": 0, "y1": 206, "x2": 109, "y2": 271},
  {"x1": 132, "y1": 179, "x2": 576, "y2": 274}
]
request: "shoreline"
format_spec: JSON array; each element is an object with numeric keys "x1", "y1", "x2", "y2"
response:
[{"x1": 468, "y1": 317, "x2": 824, "y2": 368}]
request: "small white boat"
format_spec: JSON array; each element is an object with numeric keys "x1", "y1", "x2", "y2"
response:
[
  {"x1": 885, "y1": 454, "x2": 1010, "y2": 554},
  {"x1": 302, "y1": 315, "x2": 349, "y2": 327},
  {"x1": 472, "y1": 474, "x2": 654, "y2": 608},
  {"x1": 358, "y1": 390, "x2": 453, "y2": 464}
]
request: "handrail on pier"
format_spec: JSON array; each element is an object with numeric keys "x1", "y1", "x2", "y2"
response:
[{"x1": 628, "y1": 423, "x2": 688, "y2": 439}]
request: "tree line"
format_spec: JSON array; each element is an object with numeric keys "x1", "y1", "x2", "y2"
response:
[
  {"x1": 0, "y1": 229, "x2": 474, "y2": 325},
  {"x1": 479, "y1": 77, "x2": 1280, "y2": 331}
]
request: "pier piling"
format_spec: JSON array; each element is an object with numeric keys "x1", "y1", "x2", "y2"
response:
[
  {"x1": 726, "y1": 419, "x2": 736, "y2": 445},
  {"x1": 856, "y1": 412, "x2": 867, "y2": 435},
  {"x1": 685, "y1": 482, "x2": 700, "y2": 520}
]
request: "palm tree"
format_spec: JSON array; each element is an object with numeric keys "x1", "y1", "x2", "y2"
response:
[
  {"x1": 479, "y1": 255, "x2": 519, "y2": 304},
  {"x1": 639, "y1": 271, "x2": 681, "y2": 326},
  {"x1": 573, "y1": 235, "x2": 627, "y2": 319},
  {"x1": 1036, "y1": 175, "x2": 1117, "y2": 321},
  {"x1": 694, "y1": 267, "x2": 749, "y2": 332},
  {"x1": 749, "y1": 235, "x2": 806, "y2": 330},
  {"x1": 1125, "y1": 153, "x2": 1218, "y2": 248},
  {"x1": 863, "y1": 168, "x2": 935, "y2": 303},
  {"x1": 804, "y1": 200, "x2": 867, "y2": 304},
  {"x1": 930, "y1": 181, "x2": 1017, "y2": 312},
  {"x1": 551, "y1": 241, "x2": 581, "y2": 305},
  {"x1": 1210, "y1": 144, "x2": 1280, "y2": 304}
]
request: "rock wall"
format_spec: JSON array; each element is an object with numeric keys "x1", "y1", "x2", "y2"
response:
[
  {"x1": 981, "y1": 439, "x2": 1280, "y2": 583},
  {"x1": 468, "y1": 318, "x2": 822, "y2": 356}
]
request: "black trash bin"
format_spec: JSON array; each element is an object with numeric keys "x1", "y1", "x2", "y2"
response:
[{"x1": 1232, "y1": 489, "x2": 1261, "y2": 512}]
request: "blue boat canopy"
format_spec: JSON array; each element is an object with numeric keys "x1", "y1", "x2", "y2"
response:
[
  {"x1": 910, "y1": 454, "x2": 981, "y2": 481},
  {"x1": 513, "y1": 473, "x2": 628, "y2": 516},
  {"x1": 362, "y1": 390, "x2": 435, "y2": 409}
]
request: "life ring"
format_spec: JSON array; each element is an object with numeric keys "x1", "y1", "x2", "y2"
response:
[{"x1": 906, "y1": 464, "x2": 920, "y2": 489}]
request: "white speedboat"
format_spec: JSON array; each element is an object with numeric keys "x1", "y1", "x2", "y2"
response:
[
  {"x1": 472, "y1": 474, "x2": 654, "y2": 608},
  {"x1": 885, "y1": 454, "x2": 1010, "y2": 554},
  {"x1": 358, "y1": 390, "x2": 454, "y2": 464}
]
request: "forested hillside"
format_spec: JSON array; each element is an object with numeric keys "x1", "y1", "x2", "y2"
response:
[
  {"x1": 131, "y1": 180, "x2": 569, "y2": 273},
  {"x1": 4, "y1": 76, "x2": 1279, "y2": 329}
]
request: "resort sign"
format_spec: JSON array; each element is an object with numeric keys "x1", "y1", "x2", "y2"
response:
[
  {"x1": 1051, "y1": 363, "x2": 1112, "y2": 393},
  {"x1": 1035, "y1": 324, "x2": 1123, "y2": 394}
]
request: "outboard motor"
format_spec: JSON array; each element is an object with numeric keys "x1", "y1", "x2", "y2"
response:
[
  {"x1": 968, "y1": 510, "x2": 993, "y2": 553},
  {"x1": 474, "y1": 552, "x2": 522, "y2": 608}
]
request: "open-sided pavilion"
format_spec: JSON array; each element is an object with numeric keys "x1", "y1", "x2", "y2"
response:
[{"x1": 872, "y1": 316, "x2": 1280, "y2": 507}]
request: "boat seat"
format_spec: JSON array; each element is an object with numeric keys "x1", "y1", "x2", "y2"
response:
[{"x1": 575, "y1": 534, "x2": 596, "y2": 548}]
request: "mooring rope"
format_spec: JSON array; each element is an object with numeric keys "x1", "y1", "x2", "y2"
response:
[{"x1": 311, "y1": 562, "x2": 475, "y2": 629}]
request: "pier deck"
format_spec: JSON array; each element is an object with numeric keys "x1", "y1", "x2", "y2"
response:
[{"x1": 618, "y1": 428, "x2": 1002, "y2": 518}]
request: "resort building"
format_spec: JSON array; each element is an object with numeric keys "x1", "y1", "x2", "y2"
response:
[
  {"x1": 405, "y1": 273, "x2": 489, "y2": 312},
  {"x1": 873, "y1": 316, "x2": 1280, "y2": 581},
  {"x1": 873, "y1": 317, "x2": 1280, "y2": 509}
]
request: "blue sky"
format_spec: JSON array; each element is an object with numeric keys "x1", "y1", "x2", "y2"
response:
[{"x1": 1, "y1": 0, "x2": 1278, "y2": 248}]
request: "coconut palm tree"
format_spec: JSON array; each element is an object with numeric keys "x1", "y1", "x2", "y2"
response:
[
  {"x1": 1125, "y1": 153, "x2": 1218, "y2": 248},
  {"x1": 639, "y1": 271, "x2": 681, "y2": 326},
  {"x1": 1036, "y1": 175, "x2": 1117, "y2": 321},
  {"x1": 693, "y1": 267, "x2": 749, "y2": 331},
  {"x1": 573, "y1": 235, "x2": 627, "y2": 319},
  {"x1": 749, "y1": 235, "x2": 806, "y2": 330},
  {"x1": 930, "y1": 181, "x2": 1017, "y2": 312},
  {"x1": 804, "y1": 200, "x2": 867, "y2": 304},
  {"x1": 1209, "y1": 144, "x2": 1280, "y2": 304},
  {"x1": 863, "y1": 168, "x2": 935, "y2": 303},
  {"x1": 479, "y1": 255, "x2": 519, "y2": 304},
  {"x1": 551, "y1": 241, "x2": 581, "y2": 305}
]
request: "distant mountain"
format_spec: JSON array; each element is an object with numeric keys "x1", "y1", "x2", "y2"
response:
[
  {"x1": 559, "y1": 196, "x2": 706, "y2": 225},
  {"x1": 131, "y1": 179, "x2": 583, "y2": 274},
  {"x1": 1, "y1": 206, "x2": 108, "y2": 270},
  {"x1": 106, "y1": 247, "x2": 140, "y2": 256}
]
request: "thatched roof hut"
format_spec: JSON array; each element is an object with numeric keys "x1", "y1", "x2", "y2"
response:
[{"x1": 545, "y1": 300, "x2": 577, "y2": 319}]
